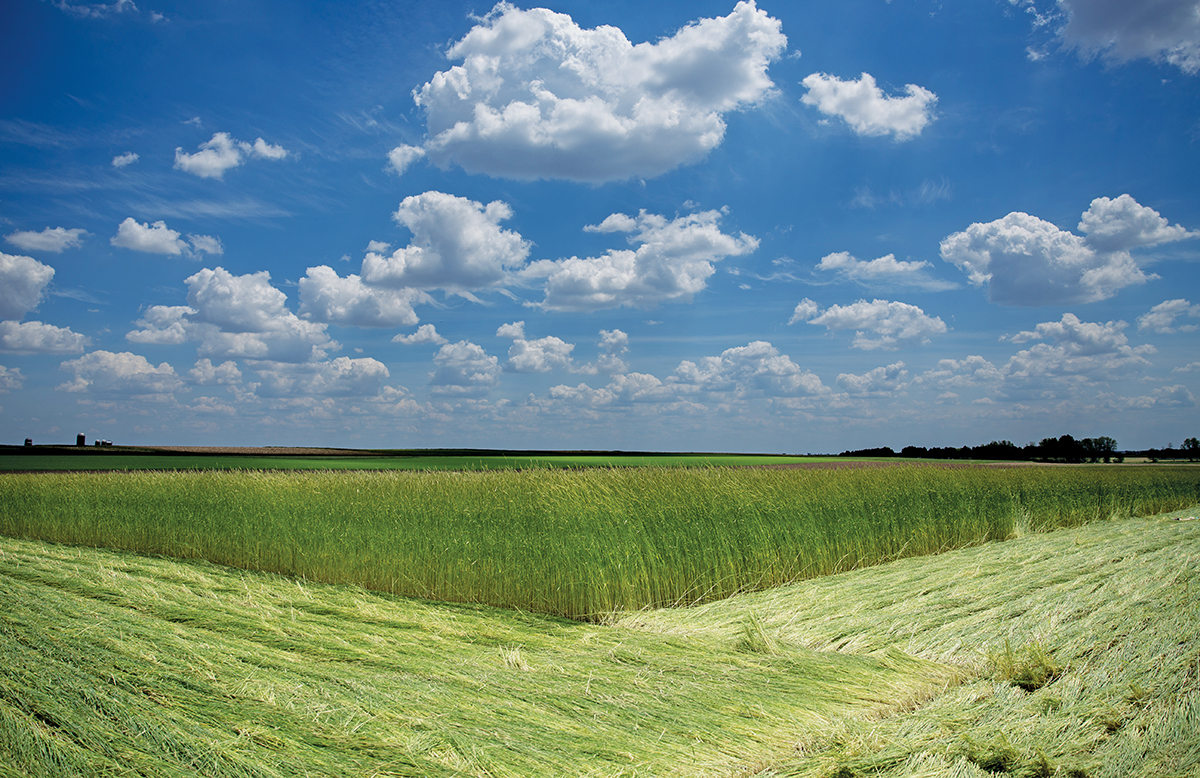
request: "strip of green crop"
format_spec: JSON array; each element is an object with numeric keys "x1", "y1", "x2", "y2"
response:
[
  {"x1": 0, "y1": 452, "x2": 827, "y2": 472},
  {"x1": 1, "y1": 465, "x2": 1197, "y2": 619}
]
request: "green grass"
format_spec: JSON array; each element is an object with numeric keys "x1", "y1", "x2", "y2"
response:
[
  {"x1": 3, "y1": 465, "x2": 1197, "y2": 619},
  {"x1": 3, "y1": 507, "x2": 1197, "y2": 777}
]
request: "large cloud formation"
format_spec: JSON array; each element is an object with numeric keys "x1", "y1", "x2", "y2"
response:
[
  {"x1": 940, "y1": 194, "x2": 1196, "y2": 306},
  {"x1": 1002, "y1": 313, "x2": 1155, "y2": 385},
  {"x1": 406, "y1": 1, "x2": 787, "y2": 182},
  {"x1": 1057, "y1": 0, "x2": 1200, "y2": 74},
  {"x1": 58, "y1": 351, "x2": 184, "y2": 397},
  {"x1": 127, "y1": 267, "x2": 336, "y2": 363},
  {"x1": 527, "y1": 208, "x2": 758, "y2": 311}
]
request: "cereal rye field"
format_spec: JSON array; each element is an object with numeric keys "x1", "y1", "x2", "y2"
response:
[{"x1": 1, "y1": 455, "x2": 1198, "y2": 777}]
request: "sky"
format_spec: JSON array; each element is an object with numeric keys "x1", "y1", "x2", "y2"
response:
[{"x1": 1, "y1": 0, "x2": 1198, "y2": 453}]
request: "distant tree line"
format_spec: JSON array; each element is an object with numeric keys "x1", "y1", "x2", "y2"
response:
[{"x1": 839, "y1": 435, "x2": 1200, "y2": 463}]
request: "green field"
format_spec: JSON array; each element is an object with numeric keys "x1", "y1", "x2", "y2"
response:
[
  {"x1": 2, "y1": 464, "x2": 1197, "y2": 619},
  {"x1": 0, "y1": 447, "x2": 822, "y2": 472},
  {"x1": 3, "y1": 506, "x2": 1197, "y2": 777},
  {"x1": 2, "y1": 461, "x2": 1197, "y2": 775}
]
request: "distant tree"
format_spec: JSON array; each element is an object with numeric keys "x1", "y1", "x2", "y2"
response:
[
  {"x1": 976, "y1": 440, "x2": 1021, "y2": 460},
  {"x1": 1082, "y1": 436, "x2": 1118, "y2": 463},
  {"x1": 1039, "y1": 434, "x2": 1085, "y2": 463},
  {"x1": 1183, "y1": 437, "x2": 1200, "y2": 462},
  {"x1": 838, "y1": 446, "x2": 896, "y2": 458}
]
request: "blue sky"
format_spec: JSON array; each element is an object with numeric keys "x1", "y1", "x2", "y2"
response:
[{"x1": 2, "y1": 0, "x2": 1198, "y2": 452}]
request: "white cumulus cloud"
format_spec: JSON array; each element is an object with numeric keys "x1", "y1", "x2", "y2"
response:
[
  {"x1": 801, "y1": 72, "x2": 937, "y2": 140},
  {"x1": 57, "y1": 350, "x2": 183, "y2": 397},
  {"x1": 5, "y1": 227, "x2": 87, "y2": 253},
  {"x1": 299, "y1": 266, "x2": 427, "y2": 328},
  {"x1": 836, "y1": 361, "x2": 908, "y2": 395},
  {"x1": 387, "y1": 144, "x2": 426, "y2": 175},
  {"x1": 112, "y1": 218, "x2": 187, "y2": 255},
  {"x1": 0, "y1": 253, "x2": 56, "y2": 320},
  {"x1": 1002, "y1": 313, "x2": 1155, "y2": 383},
  {"x1": 805, "y1": 299, "x2": 948, "y2": 350},
  {"x1": 412, "y1": 1, "x2": 787, "y2": 182},
  {"x1": 188, "y1": 358, "x2": 242, "y2": 385},
  {"x1": 595, "y1": 329, "x2": 630, "y2": 374},
  {"x1": 393, "y1": 324, "x2": 449, "y2": 345},
  {"x1": 1006, "y1": 313, "x2": 1134, "y2": 354},
  {"x1": 1077, "y1": 194, "x2": 1197, "y2": 253},
  {"x1": 669, "y1": 340, "x2": 829, "y2": 397},
  {"x1": 1138, "y1": 299, "x2": 1200, "y2": 333},
  {"x1": 111, "y1": 218, "x2": 221, "y2": 258},
  {"x1": 939, "y1": 195, "x2": 1196, "y2": 306},
  {"x1": 528, "y1": 208, "x2": 758, "y2": 311},
  {"x1": 253, "y1": 357, "x2": 390, "y2": 398},
  {"x1": 815, "y1": 251, "x2": 956, "y2": 290},
  {"x1": 428, "y1": 340, "x2": 500, "y2": 396},
  {"x1": 127, "y1": 268, "x2": 336, "y2": 363},
  {"x1": 126, "y1": 305, "x2": 195, "y2": 345},
  {"x1": 788, "y1": 297, "x2": 820, "y2": 325},
  {"x1": 174, "y1": 132, "x2": 289, "y2": 179},
  {"x1": 112, "y1": 151, "x2": 139, "y2": 168},
  {"x1": 361, "y1": 191, "x2": 530, "y2": 294},
  {"x1": 505, "y1": 335, "x2": 576, "y2": 373},
  {"x1": 496, "y1": 321, "x2": 526, "y2": 339},
  {"x1": 0, "y1": 365, "x2": 23, "y2": 392},
  {"x1": 917, "y1": 356, "x2": 1004, "y2": 390},
  {"x1": 0, "y1": 320, "x2": 91, "y2": 354},
  {"x1": 187, "y1": 234, "x2": 224, "y2": 256}
]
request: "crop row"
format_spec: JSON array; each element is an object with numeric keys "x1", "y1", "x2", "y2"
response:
[{"x1": 1, "y1": 464, "x2": 1196, "y2": 619}]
